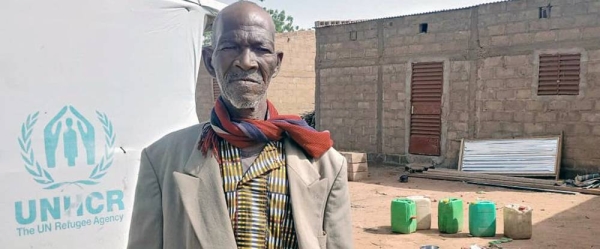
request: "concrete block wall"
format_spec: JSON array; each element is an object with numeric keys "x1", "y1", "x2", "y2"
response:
[
  {"x1": 317, "y1": 21, "x2": 379, "y2": 152},
  {"x1": 479, "y1": 0, "x2": 600, "y2": 49},
  {"x1": 319, "y1": 66, "x2": 378, "y2": 152},
  {"x1": 380, "y1": 9, "x2": 472, "y2": 59},
  {"x1": 268, "y1": 31, "x2": 317, "y2": 115},
  {"x1": 317, "y1": 8, "x2": 475, "y2": 160},
  {"x1": 381, "y1": 63, "x2": 408, "y2": 154},
  {"x1": 476, "y1": 51, "x2": 600, "y2": 174},
  {"x1": 446, "y1": 61, "x2": 472, "y2": 160},
  {"x1": 475, "y1": 0, "x2": 600, "y2": 175},
  {"x1": 196, "y1": 30, "x2": 317, "y2": 122},
  {"x1": 476, "y1": 55, "x2": 534, "y2": 138},
  {"x1": 316, "y1": 10, "x2": 471, "y2": 155},
  {"x1": 316, "y1": 0, "x2": 600, "y2": 175},
  {"x1": 316, "y1": 21, "x2": 379, "y2": 67},
  {"x1": 196, "y1": 63, "x2": 215, "y2": 122},
  {"x1": 380, "y1": 60, "x2": 472, "y2": 158}
]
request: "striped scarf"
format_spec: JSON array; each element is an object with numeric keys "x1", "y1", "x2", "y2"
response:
[
  {"x1": 199, "y1": 97, "x2": 333, "y2": 162},
  {"x1": 219, "y1": 140, "x2": 298, "y2": 249}
]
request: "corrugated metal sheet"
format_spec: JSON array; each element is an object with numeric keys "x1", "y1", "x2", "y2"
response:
[
  {"x1": 459, "y1": 137, "x2": 560, "y2": 176},
  {"x1": 538, "y1": 53, "x2": 581, "y2": 96},
  {"x1": 409, "y1": 62, "x2": 443, "y2": 156}
]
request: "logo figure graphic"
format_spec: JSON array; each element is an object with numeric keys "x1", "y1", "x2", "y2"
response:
[
  {"x1": 63, "y1": 118, "x2": 78, "y2": 166},
  {"x1": 18, "y1": 106, "x2": 116, "y2": 189},
  {"x1": 43, "y1": 106, "x2": 66, "y2": 168},
  {"x1": 44, "y1": 106, "x2": 96, "y2": 168},
  {"x1": 71, "y1": 106, "x2": 96, "y2": 165}
]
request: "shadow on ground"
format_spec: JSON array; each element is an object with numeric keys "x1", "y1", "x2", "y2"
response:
[
  {"x1": 506, "y1": 196, "x2": 600, "y2": 249},
  {"x1": 364, "y1": 226, "x2": 476, "y2": 239},
  {"x1": 360, "y1": 164, "x2": 580, "y2": 195}
]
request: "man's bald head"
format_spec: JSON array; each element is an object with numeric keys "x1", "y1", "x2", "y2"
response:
[
  {"x1": 211, "y1": 1, "x2": 276, "y2": 47},
  {"x1": 202, "y1": 0, "x2": 284, "y2": 111}
]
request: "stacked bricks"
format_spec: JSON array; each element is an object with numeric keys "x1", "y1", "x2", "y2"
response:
[{"x1": 341, "y1": 152, "x2": 369, "y2": 181}]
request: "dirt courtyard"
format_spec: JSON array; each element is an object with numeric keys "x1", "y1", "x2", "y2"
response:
[{"x1": 349, "y1": 166, "x2": 600, "y2": 249}]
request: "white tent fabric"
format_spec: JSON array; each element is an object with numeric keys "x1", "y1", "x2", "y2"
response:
[{"x1": 0, "y1": 0, "x2": 223, "y2": 247}]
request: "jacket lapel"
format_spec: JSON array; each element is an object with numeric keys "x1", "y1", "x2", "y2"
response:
[
  {"x1": 173, "y1": 134, "x2": 237, "y2": 248},
  {"x1": 285, "y1": 139, "x2": 329, "y2": 249},
  {"x1": 172, "y1": 136, "x2": 328, "y2": 249}
]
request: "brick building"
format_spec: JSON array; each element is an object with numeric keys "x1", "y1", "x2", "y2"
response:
[
  {"x1": 196, "y1": 30, "x2": 317, "y2": 121},
  {"x1": 315, "y1": 0, "x2": 600, "y2": 176}
]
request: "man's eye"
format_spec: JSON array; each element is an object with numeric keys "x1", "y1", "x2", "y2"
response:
[
  {"x1": 220, "y1": 46, "x2": 236, "y2": 50},
  {"x1": 257, "y1": 47, "x2": 271, "y2": 53}
]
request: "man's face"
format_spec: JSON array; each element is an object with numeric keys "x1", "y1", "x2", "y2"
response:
[{"x1": 203, "y1": 7, "x2": 283, "y2": 109}]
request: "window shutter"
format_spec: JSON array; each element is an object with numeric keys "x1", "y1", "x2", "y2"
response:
[{"x1": 538, "y1": 53, "x2": 580, "y2": 96}]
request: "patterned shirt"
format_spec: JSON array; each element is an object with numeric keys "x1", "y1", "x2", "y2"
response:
[{"x1": 218, "y1": 140, "x2": 298, "y2": 249}]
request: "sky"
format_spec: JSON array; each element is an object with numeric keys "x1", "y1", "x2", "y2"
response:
[{"x1": 219, "y1": 0, "x2": 502, "y2": 29}]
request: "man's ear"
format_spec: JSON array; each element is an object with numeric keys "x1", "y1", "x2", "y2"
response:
[
  {"x1": 202, "y1": 46, "x2": 216, "y2": 77},
  {"x1": 271, "y1": 51, "x2": 284, "y2": 78}
]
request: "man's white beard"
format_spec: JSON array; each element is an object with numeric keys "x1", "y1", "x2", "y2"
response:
[
  {"x1": 217, "y1": 72, "x2": 268, "y2": 109},
  {"x1": 222, "y1": 90, "x2": 266, "y2": 109}
]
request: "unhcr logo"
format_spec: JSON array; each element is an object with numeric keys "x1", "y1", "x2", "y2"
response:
[
  {"x1": 14, "y1": 106, "x2": 125, "y2": 237},
  {"x1": 18, "y1": 106, "x2": 115, "y2": 189}
]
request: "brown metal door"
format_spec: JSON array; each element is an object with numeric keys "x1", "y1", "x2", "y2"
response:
[{"x1": 409, "y1": 62, "x2": 443, "y2": 156}]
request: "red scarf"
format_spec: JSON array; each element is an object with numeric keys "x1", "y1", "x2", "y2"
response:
[{"x1": 199, "y1": 98, "x2": 333, "y2": 161}]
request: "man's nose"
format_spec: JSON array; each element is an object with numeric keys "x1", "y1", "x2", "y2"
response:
[{"x1": 234, "y1": 48, "x2": 258, "y2": 71}]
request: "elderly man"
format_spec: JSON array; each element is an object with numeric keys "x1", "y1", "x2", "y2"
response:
[{"x1": 127, "y1": 1, "x2": 353, "y2": 249}]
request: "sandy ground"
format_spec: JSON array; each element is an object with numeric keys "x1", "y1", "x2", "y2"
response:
[{"x1": 349, "y1": 166, "x2": 600, "y2": 249}]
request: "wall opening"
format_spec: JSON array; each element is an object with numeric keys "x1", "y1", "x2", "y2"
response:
[
  {"x1": 539, "y1": 5, "x2": 552, "y2": 19},
  {"x1": 350, "y1": 31, "x2": 357, "y2": 41},
  {"x1": 419, "y1": 23, "x2": 428, "y2": 33}
]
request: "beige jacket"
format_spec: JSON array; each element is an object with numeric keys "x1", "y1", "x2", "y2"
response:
[{"x1": 127, "y1": 124, "x2": 353, "y2": 249}]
